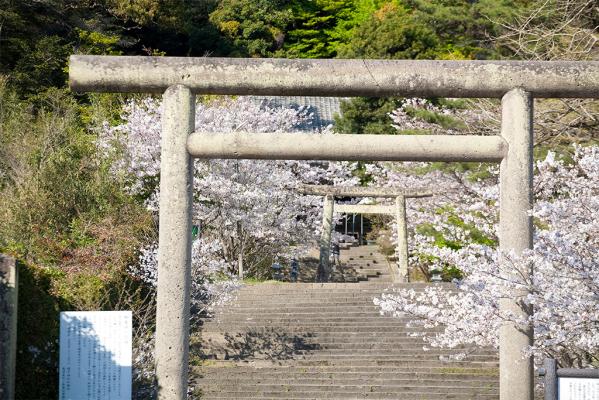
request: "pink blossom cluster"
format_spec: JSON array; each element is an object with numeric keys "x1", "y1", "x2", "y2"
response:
[
  {"x1": 102, "y1": 96, "x2": 357, "y2": 283},
  {"x1": 373, "y1": 143, "x2": 598, "y2": 367}
]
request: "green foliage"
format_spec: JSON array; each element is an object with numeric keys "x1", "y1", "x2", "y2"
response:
[
  {"x1": 210, "y1": 0, "x2": 293, "y2": 57},
  {"x1": 14, "y1": 259, "x2": 155, "y2": 399},
  {"x1": 414, "y1": 207, "x2": 495, "y2": 282},
  {"x1": 0, "y1": 0, "x2": 229, "y2": 98},
  {"x1": 0, "y1": 79, "x2": 155, "y2": 397},
  {"x1": 338, "y1": 0, "x2": 519, "y2": 60},
  {"x1": 334, "y1": 97, "x2": 402, "y2": 135},
  {"x1": 337, "y1": 2, "x2": 440, "y2": 59},
  {"x1": 404, "y1": 106, "x2": 467, "y2": 130},
  {"x1": 280, "y1": 0, "x2": 390, "y2": 58},
  {"x1": 334, "y1": 95, "x2": 469, "y2": 137},
  {"x1": 75, "y1": 29, "x2": 122, "y2": 55},
  {"x1": 331, "y1": 0, "x2": 392, "y2": 44},
  {"x1": 352, "y1": 161, "x2": 375, "y2": 185},
  {"x1": 416, "y1": 207, "x2": 496, "y2": 251},
  {"x1": 281, "y1": 0, "x2": 355, "y2": 58},
  {"x1": 333, "y1": 0, "x2": 522, "y2": 132}
]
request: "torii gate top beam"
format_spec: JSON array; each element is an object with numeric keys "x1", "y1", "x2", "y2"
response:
[
  {"x1": 69, "y1": 56, "x2": 599, "y2": 98},
  {"x1": 299, "y1": 185, "x2": 433, "y2": 198}
]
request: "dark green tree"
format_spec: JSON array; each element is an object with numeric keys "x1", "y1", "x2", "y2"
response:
[
  {"x1": 281, "y1": 0, "x2": 356, "y2": 58},
  {"x1": 209, "y1": 0, "x2": 293, "y2": 57},
  {"x1": 0, "y1": 0, "x2": 227, "y2": 97},
  {"x1": 334, "y1": 97, "x2": 402, "y2": 135},
  {"x1": 337, "y1": 2, "x2": 440, "y2": 59},
  {"x1": 334, "y1": 0, "x2": 521, "y2": 136}
]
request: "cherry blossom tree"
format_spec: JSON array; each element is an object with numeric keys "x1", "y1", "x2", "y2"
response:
[
  {"x1": 101, "y1": 95, "x2": 357, "y2": 284},
  {"x1": 372, "y1": 98, "x2": 599, "y2": 367}
]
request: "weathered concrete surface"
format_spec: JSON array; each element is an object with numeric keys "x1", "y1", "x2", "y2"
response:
[
  {"x1": 318, "y1": 195, "x2": 334, "y2": 282},
  {"x1": 334, "y1": 204, "x2": 396, "y2": 214},
  {"x1": 155, "y1": 85, "x2": 195, "y2": 400},
  {"x1": 0, "y1": 254, "x2": 17, "y2": 400},
  {"x1": 300, "y1": 185, "x2": 433, "y2": 199},
  {"x1": 187, "y1": 132, "x2": 507, "y2": 162},
  {"x1": 498, "y1": 89, "x2": 534, "y2": 400},
  {"x1": 395, "y1": 196, "x2": 409, "y2": 283},
  {"x1": 69, "y1": 56, "x2": 599, "y2": 98}
]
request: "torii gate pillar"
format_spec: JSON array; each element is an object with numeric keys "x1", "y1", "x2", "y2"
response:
[
  {"x1": 498, "y1": 88, "x2": 534, "y2": 399},
  {"x1": 395, "y1": 195, "x2": 409, "y2": 282},
  {"x1": 155, "y1": 85, "x2": 195, "y2": 399},
  {"x1": 318, "y1": 195, "x2": 334, "y2": 281}
]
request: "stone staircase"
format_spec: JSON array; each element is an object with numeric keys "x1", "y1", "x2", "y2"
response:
[
  {"x1": 282, "y1": 244, "x2": 394, "y2": 283},
  {"x1": 336, "y1": 244, "x2": 393, "y2": 283},
  {"x1": 190, "y1": 247, "x2": 499, "y2": 399}
]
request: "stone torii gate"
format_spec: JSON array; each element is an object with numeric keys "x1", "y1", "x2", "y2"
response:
[
  {"x1": 299, "y1": 184, "x2": 433, "y2": 282},
  {"x1": 68, "y1": 56, "x2": 599, "y2": 400}
]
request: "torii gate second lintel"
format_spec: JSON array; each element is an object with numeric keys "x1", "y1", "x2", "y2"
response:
[{"x1": 69, "y1": 56, "x2": 599, "y2": 400}]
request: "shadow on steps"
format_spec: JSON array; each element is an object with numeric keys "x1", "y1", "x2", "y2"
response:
[{"x1": 193, "y1": 328, "x2": 321, "y2": 362}]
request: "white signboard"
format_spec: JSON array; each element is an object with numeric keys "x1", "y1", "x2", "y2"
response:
[
  {"x1": 59, "y1": 311, "x2": 132, "y2": 400},
  {"x1": 559, "y1": 377, "x2": 599, "y2": 400}
]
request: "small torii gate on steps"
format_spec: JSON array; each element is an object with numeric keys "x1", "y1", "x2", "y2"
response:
[
  {"x1": 68, "y1": 55, "x2": 599, "y2": 400},
  {"x1": 298, "y1": 184, "x2": 433, "y2": 282}
]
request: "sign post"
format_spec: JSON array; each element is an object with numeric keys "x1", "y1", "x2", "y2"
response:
[
  {"x1": 540, "y1": 358, "x2": 599, "y2": 400},
  {"x1": 59, "y1": 311, "x2": 132, "y2": 400}
]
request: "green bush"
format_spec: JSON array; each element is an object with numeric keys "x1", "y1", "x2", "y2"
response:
[{"x1": 0, "y1": 78, "x2": 155, "y2": 397}]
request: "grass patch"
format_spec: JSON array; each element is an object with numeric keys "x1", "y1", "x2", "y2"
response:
[
  {"x1": 196, "y1": 360, "x2": 237, "y2": 368},
  {"x1": 242, "y1": 277, "x2": 283, "y2": 285}
]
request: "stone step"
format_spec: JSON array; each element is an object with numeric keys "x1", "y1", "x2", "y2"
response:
[
  {"x1": 195, "y1": 365, "x2": 498, "y2": 375},
  {"x1": 198, "y1": 395, "x2": 497, "y2": 399},
  {"x1": 206, "y1": 315, "x2": 420, "y2": 321},
  {"x1": 198, "y1": 334, "x2": 441, "y2": 343},
  {"x1": 237, "y1": 282, "x2": 451, "y2": 290},
  {"x1": 197, "y1": 382, "x2": 499, "y2": 390},
  {"x1": 222, "y1": 304, "x2": 385, "y2": 310},
  {"x1": 199, "y1": 337, "x2": 445, "y2": 346},
  {"x1": 199, "y1": 344, "x2": 496, "y2": 354},
  {"x1": 209, "y1": 311, "x2": 393, "y2": 316},
  {"x1": 197, "y1": 372, "x2": 498, "y2": 382},
  {"x1": 234, "y1": 292, "x2": 451, "y2": 299},
  {"x1": 203, "y1": 319, "x2": 442, "y2": 326},
  {"x1": 200, "y1": 324, "x2": 438, "y2": 330},
  {"x1": 198, "y1": 380, "x2": 498, "y2": 389},
  {"x1": 199, "y1": 355, "x2": 496, "y2": 363},
  {"x1": 196, "y1": 359, "x2": 498, "y2": 368},
  {"x1": 196, "y1": 388, "x2": 498, "y2": 399},
  {"x1": 198, "y1": 384, "x2": 499, "y2": 394}
]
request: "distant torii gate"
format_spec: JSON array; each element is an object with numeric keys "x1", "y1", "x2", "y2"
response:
[{"x1": 299, "y1": 185, "x2": 433, "y2": 282}]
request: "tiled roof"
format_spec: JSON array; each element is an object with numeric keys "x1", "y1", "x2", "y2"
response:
[{"x1": 247, "y1": 96, "x2": 348, "y2": 131}]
